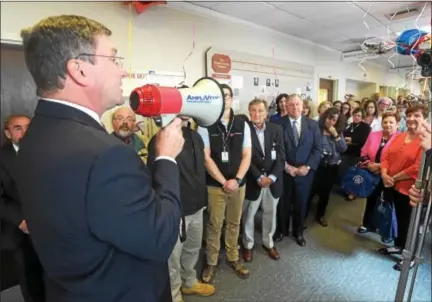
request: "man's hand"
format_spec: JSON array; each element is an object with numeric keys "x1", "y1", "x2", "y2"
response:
[
  {"x1": 155, "y1": 118, "x2": 185, "y2": 158},
  {"x1": 19, "y1": 220, "x2": 29, "y2": 234},
  {"x1": 260, "y1": 177, "x2": 273, "y2": 188},
  {"x1": 408, "y1": 184, "x2": 422, "y2": 207},
  {"x1": 345, "y1": 137, "x2": 352, "y2": 144},
  {"x1": 419, "y1": 120, "x2": 431, "y2": 152},
  {"x1": 296, "y1": 165, "x2": 310, "y2": 177},
  {"x1": 224, "y1": 179, "x2": 239, "y2": 193},
  {"x1": 285, "y1": 164, "x2": 298, "y2": 177},
  {"x1": 382, "y1": 174, "x2": 394, "y2": 187}
]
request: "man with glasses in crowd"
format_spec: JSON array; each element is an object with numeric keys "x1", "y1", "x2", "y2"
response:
[{"x1": 111, "y1": 106, "x2": 146, "y2": 156}]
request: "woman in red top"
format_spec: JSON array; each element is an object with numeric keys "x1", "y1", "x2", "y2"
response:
[{"x1": 378, "y1": 104, "x2": 427, "y2": 270}]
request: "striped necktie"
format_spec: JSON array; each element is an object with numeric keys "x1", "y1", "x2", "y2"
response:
[{"x1": 292, "y1": 120, "x2": 299, "y2": 146}]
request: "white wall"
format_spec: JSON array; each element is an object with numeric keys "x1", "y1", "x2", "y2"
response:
[
  {"x1": 345, "y1": 80, "x2": 378, "y2": 100},
  {"x1": 0, "y1": 1, "x2": 410, "y2": 103}
]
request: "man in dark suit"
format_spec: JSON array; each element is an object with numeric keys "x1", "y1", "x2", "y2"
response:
[
  {"x1": 274, "y1": 94, "x2": 322, "y2": 246},
  {"x1": 15, "y1": 15, "x2": 184, "y2": 302},
  {"x1": 0, "y1": 114, "x2": 45, "y2": 302},
  {"x1": 242, "y1": 99, "x2": 285, "y2": 261}
]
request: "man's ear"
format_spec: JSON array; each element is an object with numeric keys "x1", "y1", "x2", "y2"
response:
[
  {"x1": 4, "y1": 129, "x2": 11, "y2": 140},
  {"x1": 66, "y1": 59, "x2": 92, "y2": 87}
]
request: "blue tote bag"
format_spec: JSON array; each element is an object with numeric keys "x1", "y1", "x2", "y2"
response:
[{"x1": 341, "y1": 165, "x2": 381, "y2": 198}]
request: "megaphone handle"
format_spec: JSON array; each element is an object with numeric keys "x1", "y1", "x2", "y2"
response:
[{"x1": 154, "y1": 114, "x2": 177, "y2": 128}]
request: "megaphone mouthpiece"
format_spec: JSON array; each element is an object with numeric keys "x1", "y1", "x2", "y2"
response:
[{"x1": 130, "y1": 85, "x2": 182, "y2": 117}]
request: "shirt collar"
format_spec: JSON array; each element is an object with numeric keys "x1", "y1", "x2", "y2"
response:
[
  {"x1": 42, "y1": 98, "x2": 101, "y2": 125},
  {"x1": 12, "y1": 143, "x2": 19, "y2": 153},
  {"x1": 253, "y1": 122, "x2": 266, "y2": 132},
  {"x1": 289, "y1": 116, "x2": 301, "y2": 124}
]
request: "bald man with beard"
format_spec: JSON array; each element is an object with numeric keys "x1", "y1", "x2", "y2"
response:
[{"x1": 111, "y1": 106, "x2": 146, "y2": 155}]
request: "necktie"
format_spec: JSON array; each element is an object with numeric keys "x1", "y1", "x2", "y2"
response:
[{"x1": 292, "y1": 120, "x2": 300, "y2": 146}]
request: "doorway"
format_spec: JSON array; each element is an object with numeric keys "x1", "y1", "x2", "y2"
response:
[
  {"x1": 319, "y1": 79, "x2": 336, "y2": 103},
  {"x1": 0, "y1": 44, "x2": 38, "y2": 146}
]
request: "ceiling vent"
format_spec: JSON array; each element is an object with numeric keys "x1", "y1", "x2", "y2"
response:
[{"x1": 385, "y1": 5, "x2": 422, "y2": 21}]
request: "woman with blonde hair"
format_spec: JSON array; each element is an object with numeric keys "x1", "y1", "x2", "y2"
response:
[
  {"x1": 315, "y1": 101, "x2": 332, "y2": 120},
  {"x1": 302, "y1": 100, "x2": 317, "y2": 120}
]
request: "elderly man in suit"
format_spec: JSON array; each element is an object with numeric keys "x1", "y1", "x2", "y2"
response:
[
  {"x1": 0, "y1": 114, "x2": 45, "y2": 302},
  {"x1": 274, "y1": 94, "x2": 322, "y2": 246},
  {"x1": 242, "y1": 99, "x2": 285, "y2": 261},
  {"x1": 15, "y1": 15, "x2": 184, "y2": 302}
]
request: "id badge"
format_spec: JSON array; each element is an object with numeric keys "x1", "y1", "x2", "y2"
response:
[
  {"x1": 271, "y1": 150, "x2": 276, "y2": 161},
  {"x1": 221, "y1": 151, "x2": 229, "y2": 163}
]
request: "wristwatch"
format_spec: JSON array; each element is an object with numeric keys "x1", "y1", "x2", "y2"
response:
[{"x1": 235, "y1": 177, "x2": 243, "y2": 185}]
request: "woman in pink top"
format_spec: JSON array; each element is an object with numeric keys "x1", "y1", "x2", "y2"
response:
[{"x1": 357, "y1": 112, "x2": 400, "y2": 237}]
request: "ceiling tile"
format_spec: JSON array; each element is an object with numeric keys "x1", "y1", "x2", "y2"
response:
[
  {"x1": 353, "y1": 1, "x2": 419, "y2": 15},
  {"x1": 252, "y1": 9, "x2": 303, "y2": 29},
  {"x1": 389, "y1": 16, "x2": 432, "y2": 34},
  {"x1": 353, "y1": 1, "x2": 431, "y2": 26},
  {"x1": 188, "y1": 1, "x2": 220, "y2": 9},
  {"x1": 277, "y1": 1, "x2": 359, "y2": 18},
  {"x1": 212, "y1": 1, "x2": 273, "y2": 20},
  {"x1": 310, "y1": 30, "x2": 346, "y2": 42},
  {"x1": 307, "y1": 11, "x2": 382, "y2": 29}
]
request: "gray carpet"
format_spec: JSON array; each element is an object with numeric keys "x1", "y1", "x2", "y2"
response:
[{"x1": 2, "y1": 193, "x2": 431, "y2": 302}]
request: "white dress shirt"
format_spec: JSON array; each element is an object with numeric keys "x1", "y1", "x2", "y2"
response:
[{"x1": 43, "y1": 98, "x2": 102, "y2": 125}]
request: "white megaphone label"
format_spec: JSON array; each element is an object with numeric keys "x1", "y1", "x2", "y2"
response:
[{"x1": 178, "y1": 78, "x2": 224, "y2": 127}]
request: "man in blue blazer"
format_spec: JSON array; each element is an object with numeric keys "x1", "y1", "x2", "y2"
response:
[
  {"x1": 15, "y1": 15, "x2": 184, "y2": 302},
  {"x1": 274, "y1": 95, "x2": 322, "y2": 246}
]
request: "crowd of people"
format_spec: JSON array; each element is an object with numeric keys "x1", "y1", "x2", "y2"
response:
[{"x1": 1, "y1": 14, "x2": 430, "y2": 302}]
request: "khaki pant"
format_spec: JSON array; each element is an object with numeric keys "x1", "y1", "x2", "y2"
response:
[
  {"x1": 168, "y1": 209, "x2": 203, "y2": 302},
  {"x1": 205, "y1": 185, "x2": 246, "y2": 266}
]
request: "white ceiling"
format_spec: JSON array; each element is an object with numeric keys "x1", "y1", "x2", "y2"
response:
[{"x1": 186, "y1": 0, "x2": 431, "y2": 68}]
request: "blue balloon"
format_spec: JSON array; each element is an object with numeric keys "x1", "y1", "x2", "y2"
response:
[{"x1": 395, "y1": 29, "x2": 428, "y2": 55}]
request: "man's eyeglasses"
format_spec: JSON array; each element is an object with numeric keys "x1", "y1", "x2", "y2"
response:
[
  {"x1": 113, "y1": 117, "x2": 135, "y2": 123},
  {"x1": 76, "y1": 53, "x2": 124, "y2": 68}
]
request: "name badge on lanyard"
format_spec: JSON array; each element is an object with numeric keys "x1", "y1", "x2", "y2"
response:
[
  {"x1": 271, "y1": 142, "x2": 276, "y2": 160},
  {"x1": 219, "y1": 118, "x2": 235, "y2": 164},
  {"x1": 222, "y1": 151, "x2": 229, "y2": 162}
]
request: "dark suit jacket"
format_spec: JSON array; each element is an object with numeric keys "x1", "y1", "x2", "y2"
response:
[
  {"x1": 279, "y1": 115, "x2": 322, "y2": 183},
  {"x1": 245, "y1": 122, "x2": 285, "y2": 201},
  {"x1": 0, "y1": 143, "x2": 24, "y2": 251},
  {"x1": 14, "y1": 100, "x2": 181, "y2": 302}
]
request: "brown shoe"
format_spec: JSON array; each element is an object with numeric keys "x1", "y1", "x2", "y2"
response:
[
  {"x1": 181, "y1": 281, "x2": 215, "y2": 297},
  {"x1": 262, "y1": 245, "x2": 280, "y2": 260},
  {"x1": 227, "y1": 260, "x2": 249, "y2": 279},
  {"x1": 202, "y1": 265, "x2": 216, "y2": 283},
  {"x1": 243, "y1": 248, "x2": 253, "y2": 262}
]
